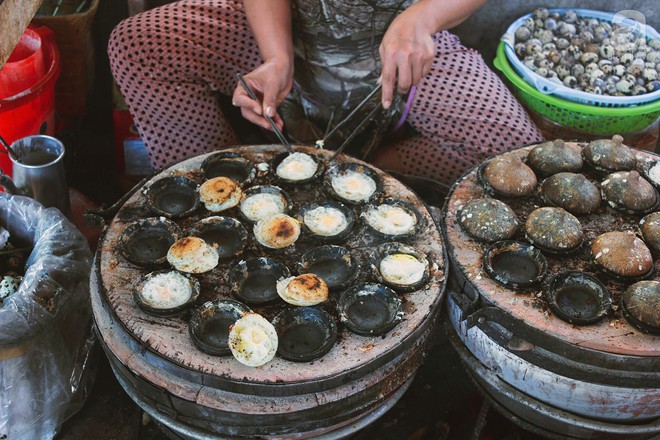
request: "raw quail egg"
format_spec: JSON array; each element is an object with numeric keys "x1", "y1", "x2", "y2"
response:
[
  {"x1": 0, "y1": 275, "x2": 21, "y2": 302},
  {"x1": 253, "y1": 214, "x2": 301, "y2": 248},
  {"x1": 199, "y1": 176, "x2": 242, "y2": 212},
  {"x1": 303, "y1": 206, "x2": 349, "y2": 237},
  {"x1": 228, "y1": 312, "x2": 278, "y2": 367},
  {"x1": 379, "y1": 253, "x2": 427, "y2": 286},
  {"x1": 167, "y1": 236, "x2": 219, "y2": 273},
  {"x1": 276, "y1": 273, "x2": 329, "y2": 306},
  {"x1": 276, "y1": 152, "x2": 318, "y2": 181},
  {"x1": 331, "y1": 171, "x2": 377, "y2": 203}
]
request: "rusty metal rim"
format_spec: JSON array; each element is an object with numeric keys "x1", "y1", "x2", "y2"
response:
[
  {"x1": 113, "y1": 361, "x2": 413, "y2": 440},
  {"x1": 446, "y1": 318, "x2": 660, "y2": 439},
  {"x1": 442, "y1": 248, "x2": 660, "y2": 389},
  {"x1": 93, "y1": 248, "x2": 444, "y2": 396},
  {"x1": 92, "y1": 145, "x2": 448, "y2": 396},
  {"x1": 446, "y1": 260, "x2": 660, "y2": 386},
  {"x1": 93, "y1": 270, "x2": 428, "y2": 432}
]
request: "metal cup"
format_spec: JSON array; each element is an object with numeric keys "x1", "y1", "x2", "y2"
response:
[{"x1": 0, "y1": 135, "x2": 70, "y2": 214}]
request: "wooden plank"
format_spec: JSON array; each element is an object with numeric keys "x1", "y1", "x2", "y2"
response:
[{"x1": 0, "y1": 0, "x2": 41, "y2": 69}]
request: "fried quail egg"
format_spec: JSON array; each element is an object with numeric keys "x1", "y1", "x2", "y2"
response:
[
  {"x1": 167, "y1": 236, "x2": 219, "y2": 273},
  {"x1": 276, "y1": 152, "x2": 318, "y2": 181},
  {"x1": 228, "y1": 312, "x2": 278, "y2": 367},
  {"x1": 139, "y1": 271, "x2": 194, "y2": 309},
  {"x1": 364, "y1": 204, "x2": 417, "y2": 236},
  {"x1": 331, "y1": 171, "x2": 377, "y2": 202},
  {"x1": 276, "y1": 273, "x2": 329, "y2": 306},
  {"x1": 240, "y1": 192, "x2": 286, "y2": 222},
  {"x1": 379, "y1": 254, "x2": 427, "y2": 286},
  {"x1": 253, "y1": 214, "x2": 301, "y2": 248},
  {"x1": 199, "y1": 176, "x2": 242, "y2": 212},
  {"x1": 303, "y1": 206, "x2": 349, "y2": 237}
]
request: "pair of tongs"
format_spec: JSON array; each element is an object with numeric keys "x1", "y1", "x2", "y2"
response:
[
  {"x1": 237, "y1": 74, "x2": 383, "y2": 161},
  {"x1": 237, "y1": 74, "x2": 292, "y2": 151},
  {"x1": 319, "y1": 84, "x2": 383, "y2": 162}
]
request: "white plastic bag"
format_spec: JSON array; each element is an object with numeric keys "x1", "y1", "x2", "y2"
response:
[{"x1": 0, "y1": 194, "x2": 94, "y2": 440}]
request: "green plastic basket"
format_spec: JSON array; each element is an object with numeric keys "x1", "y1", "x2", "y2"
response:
[{"x1": 494, "y1": 42, "x2": 660, "y2": 135}]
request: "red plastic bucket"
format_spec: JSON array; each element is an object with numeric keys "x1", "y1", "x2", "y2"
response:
[{"x1": 0, "y1": 25, "x2": 60, "y2": 176}]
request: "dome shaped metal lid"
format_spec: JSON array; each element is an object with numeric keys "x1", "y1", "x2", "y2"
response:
[
  {"x1": 622, "y1": 280, "x2": 660, "y2": 334},
  {"x1": 584, "y1": 135, "x2": 636, "y2": 174},
  {"x1": 602, "y1": 171, "x2": 659, "y2": 214},
  {"x1": 591, "y1": 231, "x2": 654, "y2": 280},
  {"x1": 640, "y1": 212, "x2": 660, "y2": 254},
  {"x1": 478, "y1": 154, "x2": 537, "y2": 197},
  {"x1": 458, "y1": 198, "x2": 519, "y2": 243},
  {"x1": 527, "y1": 139, "x2": 583, "y2": 176},
  {"x1": 541, "y1": 172, "x2": 601, "y2": 216},
  {"x1": 524, "y1": 207, "x2": 583, "y2": 253}
]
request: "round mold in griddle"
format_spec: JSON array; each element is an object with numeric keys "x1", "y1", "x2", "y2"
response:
[
  {"x1": 621, "y1": 280, "x2": 660, "y2": 335},
  {"x1": 238, "y1": 185, "x2": 291, "y2": 223},
  {"x1": 272, "y1": 307, "x2": 338, "y2": 362},
  {"x1": 190, "y1": 216, "x2": 248, "y2": 260},
  {"x1": 545, "y1": 271, "x2": 611, "y2": 325},
  {"x1": 133, "y1": 270, "x2": 200, "y2": 317},
  {"x1": 297, "y1": 200, "x2": 355, "y2": 242},
  {"x1": 189, "y1": 300, "x2": 252, "y2": 356},
  {"x1": 370, "y1": 242, "x2": 430, "y2": 293},
  {"x1": 145, "y1": 176, "x2": 200, "y2": 219},
  {"x1": 476, "y1": 155, "x2": 537, "y2": 198},
  {"x1": 297, "y1": 245, "x2": 360, "y2": 292},
  {"x1": 361, "y1": 198, "x2": 422, "y2": 241},
  {"x1": 483, "y1": 241, "x2": 548, "y2": 290},
  {"x1": 337, "y1": 283, "x2": 403, "y2": 336},
  {"x1": 323, "y1": 163, "x2": 383, "y2": 205},
  {"x1": 201, "y1": 152, "x2": 256, "y2": 186},
  {"x1": 271, "y1": 151, "x2": 325, "y2": 185},
  {"x1": 229, "y1": 257, "x2": 290, "y2": 305},
  {"x1": 119, "y1": 217, "x2": 181, "y2": 268}
]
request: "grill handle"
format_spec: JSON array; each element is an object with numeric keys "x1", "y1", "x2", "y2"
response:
[
  {"x1": 448, "y1": 275, "x2": 481, "y2": 321},
  {"x1": 83, "y1": 172, "x2": 159, "y2": 227}
]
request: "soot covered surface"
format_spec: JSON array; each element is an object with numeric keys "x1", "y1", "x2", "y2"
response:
[{"x1": 97, "y1": 145, "x2": 447, "y2": 385}]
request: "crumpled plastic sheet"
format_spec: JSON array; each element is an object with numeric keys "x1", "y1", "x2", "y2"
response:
[{"x1": 0, "y1": 194, "x2": 95, "y2": 440}]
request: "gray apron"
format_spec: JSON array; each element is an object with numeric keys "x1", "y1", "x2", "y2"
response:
[{"x1": 281, "y1": 0, "x2": 415, "y2": 153}]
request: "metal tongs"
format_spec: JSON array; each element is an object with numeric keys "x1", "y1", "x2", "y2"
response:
[
  {"x1": 237, "y1": 73, "x2": 384, "y2": 160},
  {"x1": 237, "y1": 74, "x2": 292, "y2": 151},
  {"x1": 319, "y1": 83, "x2": 383, "y2": 161}
]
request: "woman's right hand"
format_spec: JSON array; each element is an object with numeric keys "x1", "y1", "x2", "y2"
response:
[{"x1": 232, "y1": 60, "x2": 293, "y2": 132}]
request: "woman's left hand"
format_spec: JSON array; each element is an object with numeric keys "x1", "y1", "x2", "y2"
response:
[{"x1": 379, "y1": 7, "x2": 436, "y2": 109}]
